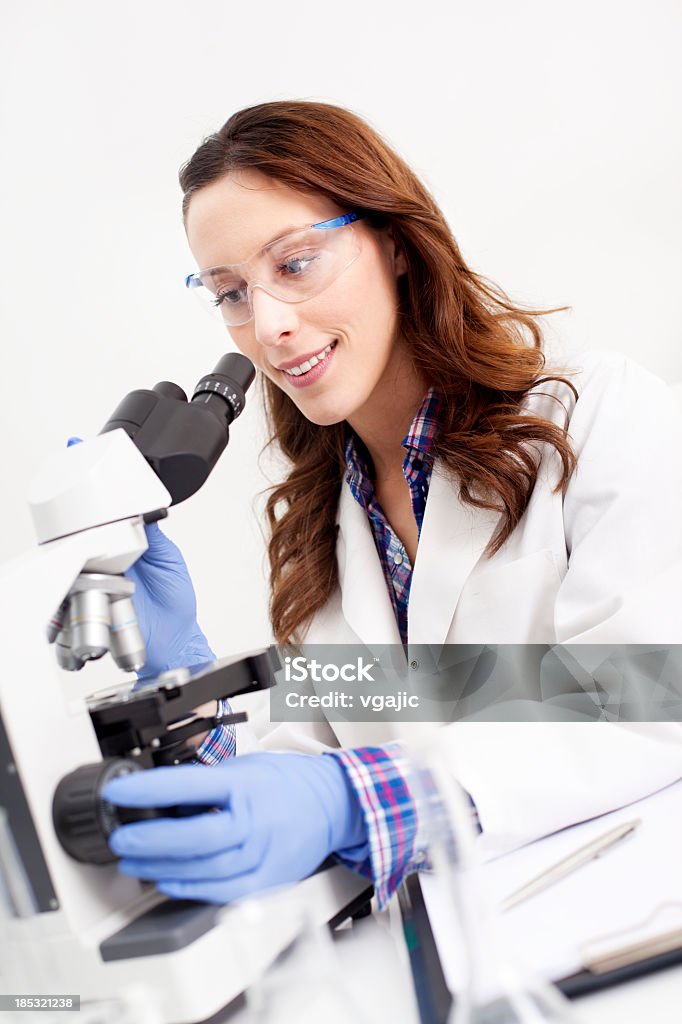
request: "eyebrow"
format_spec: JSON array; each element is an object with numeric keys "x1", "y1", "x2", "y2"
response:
[
  {"x1": 203, "y1": 222, "x2": 312, "y2": 275},
  {"x1": 258, "y1": 224, "x2": 302, "y2": 251},
  {"x1": 229, "y1": 222, "x2": 312, "y2": 266}
]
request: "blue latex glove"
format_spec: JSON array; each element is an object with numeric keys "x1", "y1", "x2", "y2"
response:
[
  {"x1": 126, "y1": 520, "x2": 214, "y2": 679},
  {"x1": 102, "y1": 753, "x2": 369, "y2": 903}
]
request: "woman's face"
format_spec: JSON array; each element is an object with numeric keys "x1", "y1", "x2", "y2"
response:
[{"x1": 185, "y1": 169, "x2": 411, "y2": 428}]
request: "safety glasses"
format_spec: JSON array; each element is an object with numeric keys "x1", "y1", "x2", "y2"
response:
[{"x1": 185, "y1": 213, "x2": 362, "y2": 327}]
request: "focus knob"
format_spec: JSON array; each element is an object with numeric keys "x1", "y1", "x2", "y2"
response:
[{"x1": 52, "y1": 758, "x2": 149, "y2": 864}]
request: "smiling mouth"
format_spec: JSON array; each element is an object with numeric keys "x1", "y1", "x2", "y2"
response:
[{"x1": 281, "y1": 340, "x2": 338, "y2": 377}]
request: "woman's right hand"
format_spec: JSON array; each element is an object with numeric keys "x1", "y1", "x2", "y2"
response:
[{"x1": 126, "y1": 520, "x2": 215, "y2": 679}]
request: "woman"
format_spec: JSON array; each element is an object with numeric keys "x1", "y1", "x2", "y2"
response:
[{"x1": 103, "y1": 101, "x2": 682, "y2": 907}]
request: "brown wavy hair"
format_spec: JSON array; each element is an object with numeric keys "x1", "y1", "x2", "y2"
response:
[{"x1": 180, "y1": 101, "x2": 577, "y2": 644}]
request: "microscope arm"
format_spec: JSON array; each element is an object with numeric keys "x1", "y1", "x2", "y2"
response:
[{"x1": 29, "y1": 353, "x2": 255, "y2": 677}]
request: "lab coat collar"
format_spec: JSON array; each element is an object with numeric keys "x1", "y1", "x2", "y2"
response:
[
  {"x1": 407, "y1": 461, "x2": 501, "y2": 648},
  {"x1": 336, "y1": 482, "x2": 402, "y2": 646},
  {"x1": 336, "y1": 460, "x2": 501, "y2": 649}
]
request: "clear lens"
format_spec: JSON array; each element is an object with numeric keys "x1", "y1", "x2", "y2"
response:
[{"x1": 187, "y1": 223, "x2": 360, "y2": 327}]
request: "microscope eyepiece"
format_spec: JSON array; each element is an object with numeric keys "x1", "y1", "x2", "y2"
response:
[
  {"x1": 100, "y1": 352, "x2": 256, "y2": 506},
  {"x1": 192, "y1": 352, "x2": 256, "y2": 424},
  {"x1": 153, "y1": 381, "x2": 188, "y2": 402}
]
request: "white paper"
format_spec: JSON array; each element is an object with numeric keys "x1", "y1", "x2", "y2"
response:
[{"x1": 421, "y1": 778, "x2": 682, "y2": 991}]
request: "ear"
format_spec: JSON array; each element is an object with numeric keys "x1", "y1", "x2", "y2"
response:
[
  {"x1": 382, "y1": 225, "x2": 408, "y2": 278},
  {"x1": 393, "y1": 241, "x2": 408, "y2": 278}
]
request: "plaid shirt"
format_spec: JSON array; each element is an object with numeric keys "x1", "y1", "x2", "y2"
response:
[
  {"x1": 344, "y1": 389, "x2": 442, "y2": 644},
  {"x1": 326, "y1": 743, "x2": 429, "y2": 907},
  {"x1": 333, "y1": 389, "x2": 479, "y2": 905},
  {"x1": 197, "y1": 390, "x2": 479, "y2": 908},
  {"x1": 327, "y1": 391, "x2": 441, "y2": 904},
  {"x1": 194, "y1": 698, "x2": 236, "y2": 763}
]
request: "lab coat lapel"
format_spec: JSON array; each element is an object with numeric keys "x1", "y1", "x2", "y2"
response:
[
  {"x1": 408, "y1": 461, "x2": 501, "y2": 647},
  {"x1": 336, "y1": 482, "x2": 402, "y2": 646}
]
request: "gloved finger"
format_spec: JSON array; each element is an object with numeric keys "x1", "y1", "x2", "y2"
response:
[
  {"x1": 102, "y1": 765, "x2": 239, "y2": 808},
  {"x1": 108, "y1": 801, "x2": 251, "y2": 860},
  {"x1": 144, "y1": 520, "x2": 160, "y2": 541},
  {"x1": 66, "y1": 437, "x2": 83, "y2": 447},
  {"x1": 117, "y1": 831, "x2": 266, "y2": 881},
  {"x1": 139, "y1": 520, "x2": 183, "y2": 564},
  {"x1": 142, "y1": 520, "x2": 168, "y2": 551}
]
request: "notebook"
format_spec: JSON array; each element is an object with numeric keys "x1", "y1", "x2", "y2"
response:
[{"x1": 417, "y1": 777, "x2": 682, "y2": 1001}]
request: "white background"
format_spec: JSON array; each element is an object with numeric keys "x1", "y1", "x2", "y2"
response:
[{"x1": 1, "y1": 1, "x2": 681, "y2": 685}]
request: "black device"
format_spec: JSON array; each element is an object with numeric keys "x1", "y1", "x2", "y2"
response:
[
  {"x1": 51, "y1": 353, "x2": 265, "y2": 865},
  {"x1": 100, "y1": 352, "x2": 255, "y2": 505},
  {"x1": 53, "y1": 650, "x2": 280, "y2": 865}
]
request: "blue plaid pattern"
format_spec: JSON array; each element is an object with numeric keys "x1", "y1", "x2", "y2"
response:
[
  {"x1": 194, "y1": 697, "x2": 236, "y2": 763},
  {"x1": 332, "y1": 744, "x2": 480, "y2": 909},
  {"x1": 326, "y1": 743, "x2": 425, "y2": 908},
  {"x1": 345, "y1": 389, "x2": 442, "y2": 644},
  {"x1": 334, "y1": 390, "x2": 481, "y2": 907}
]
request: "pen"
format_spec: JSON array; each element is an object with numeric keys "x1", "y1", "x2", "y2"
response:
[{"x1": 499, "y1": 818, "x2": 641, "y2": 913}]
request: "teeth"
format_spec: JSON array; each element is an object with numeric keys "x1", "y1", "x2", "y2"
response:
[{"x1": 285, "y1": 342, "x2": 335, "y2": 376}]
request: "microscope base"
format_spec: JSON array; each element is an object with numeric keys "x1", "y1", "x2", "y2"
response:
[{"x1": 5, "y1": 864, "x2": 372, "y2": 1023}]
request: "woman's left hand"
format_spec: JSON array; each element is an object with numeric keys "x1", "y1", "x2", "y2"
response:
[{"x1": 102, "y1": 753, "x2": 368, "y2": 903}]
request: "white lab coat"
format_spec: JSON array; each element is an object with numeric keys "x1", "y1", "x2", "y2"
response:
[{"x1": 249, "y1": 351, "x2": 682, "y2": 858}]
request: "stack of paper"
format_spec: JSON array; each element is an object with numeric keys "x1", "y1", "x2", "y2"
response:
[{"x1": 421, "y1": 778, "x2": 682, "y2": 989}]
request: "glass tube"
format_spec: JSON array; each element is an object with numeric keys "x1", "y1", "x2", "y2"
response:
[{"x1": 401, "y1": 740, "x2": 584, "y2": 1024}]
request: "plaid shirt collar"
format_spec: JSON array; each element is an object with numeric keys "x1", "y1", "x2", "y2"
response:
[{"x1": 344, "y1": 388, "x2": 442, "y2": 501}]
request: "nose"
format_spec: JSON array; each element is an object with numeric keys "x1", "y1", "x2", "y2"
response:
[{"x1": 250, "y1": 285, "x2": 300, "y2": 347}]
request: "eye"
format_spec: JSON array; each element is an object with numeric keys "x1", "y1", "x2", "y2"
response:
[
  {"x1": 212, "y1": 284, "x2": 247, "y2": 307},
  {"x1": 276, "y1": 252, "x2": 320, "y2": 276}
]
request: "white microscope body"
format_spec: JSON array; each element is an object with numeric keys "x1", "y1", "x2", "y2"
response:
[{"x1": 0, "y1": 372, "x2": 370, "y2": 1022}]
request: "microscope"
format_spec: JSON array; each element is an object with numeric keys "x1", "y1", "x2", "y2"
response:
[{"x1": 0, "y1": 355, "x2": 371, "y2": 1022}]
